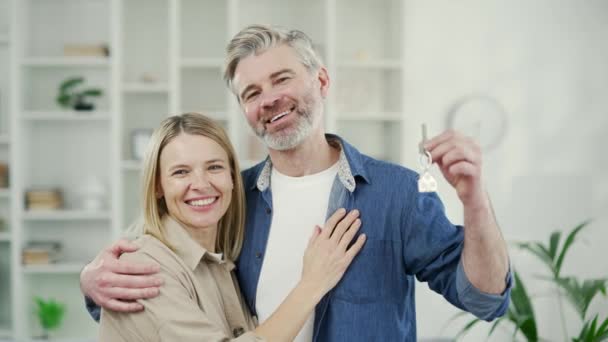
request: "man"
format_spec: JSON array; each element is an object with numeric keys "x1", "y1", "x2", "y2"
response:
[{"x1": 81, "y1": 25, "x2": 511, "y2": 341}]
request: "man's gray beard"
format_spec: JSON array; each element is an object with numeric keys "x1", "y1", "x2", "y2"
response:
[{"x1": 258, "y1": 114, "x2": 313, "y2": 151}]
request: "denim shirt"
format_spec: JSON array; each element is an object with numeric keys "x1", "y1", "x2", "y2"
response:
[
  {"x1": 236, "y1": 134, "x2": 511, "y2": 342},
  {"x1": 86, "y1": 134, "x2": 511, "y2": 341}
]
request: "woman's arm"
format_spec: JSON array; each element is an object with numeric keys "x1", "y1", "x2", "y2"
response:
[{"x1": 253, "y1": 209, "x2": 366, "y2": 341}]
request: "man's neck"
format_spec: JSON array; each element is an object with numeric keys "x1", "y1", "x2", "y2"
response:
[{"x1": 268, "y1": 131, "x2": 339, "y2": 177}]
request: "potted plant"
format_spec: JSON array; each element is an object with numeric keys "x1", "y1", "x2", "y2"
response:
[
  {"x1": 56, "y1": 76, "x2": 103, "y2": 111},
  {"x1": 35, "y1": 297, "x2": 65, "y2": 339},
  {"x1": 453, "y1": 220, "x2": 608, "y2": 341}
]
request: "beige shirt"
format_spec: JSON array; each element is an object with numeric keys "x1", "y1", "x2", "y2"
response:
[{"x1": 99, "y1": 217, "x2": 264, "y2": 342}]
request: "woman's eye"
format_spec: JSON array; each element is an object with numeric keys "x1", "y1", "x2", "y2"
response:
[
  {"x1": 276, "y1": 77, "x2": 289, "y2": 84},
  {"x1": 172, "y1": 169, "x2": 187, "y2": 176},
  {"x1": 209, "y1": 164, "x2": 224, "y2": 171}
]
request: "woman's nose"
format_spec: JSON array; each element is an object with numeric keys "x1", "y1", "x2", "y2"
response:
[{"x1": 190, "y1": 171, "x2": 210, "y2": 190}]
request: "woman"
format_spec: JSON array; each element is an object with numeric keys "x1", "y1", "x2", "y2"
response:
[{"x1": 99, "y1": 113, "x2": 365, "y2": 341}]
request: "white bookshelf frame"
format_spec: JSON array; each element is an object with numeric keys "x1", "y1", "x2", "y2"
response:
[{"x1": 4, "y1": 0, "x2": 406, "y2": 339}]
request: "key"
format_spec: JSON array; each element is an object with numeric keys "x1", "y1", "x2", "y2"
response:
[
  {"x1": 419, "y1": 123, "x2": 428, "y2": 154},
  {"x1": 418, "y1": 123, "x2": 437, "y2": 193}
]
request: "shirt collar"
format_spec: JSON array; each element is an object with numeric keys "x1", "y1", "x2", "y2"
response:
[
  {"x1": 254, "y1": 134, "x2": 370, "y2": 193},
  {"x1": 162, "y1": 216, "x2": 235, "y2": 272}
]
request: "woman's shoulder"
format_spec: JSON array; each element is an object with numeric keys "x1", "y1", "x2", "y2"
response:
[{"x1": 119, "y1": 235, "x2": 187, "y2": 273}]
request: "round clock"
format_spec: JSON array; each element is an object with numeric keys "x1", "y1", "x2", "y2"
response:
[{"x1": 445, "y1": 94, "x2": 508, "y2": 152}]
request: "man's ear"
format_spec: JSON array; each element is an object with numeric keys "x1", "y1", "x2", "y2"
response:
[{"x1": 317, "y1": 67, "x2": 330, "y2": 98}]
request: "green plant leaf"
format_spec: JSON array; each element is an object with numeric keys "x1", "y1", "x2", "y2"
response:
[
  {"x1": 556, "y1": 277, "x2": 607, "y2": 320},
  {"x1": 56, "y1": 93, "x2": 72, "y2": 108},
  {"x1": 59, "y1": 77, "x2": 83, "y2": 92},
  {"x1": 555, "y1": 220, "x2": 590, "y2": 278},
  {"x1": 572, "y1": 315, "x2": 608, "y2": 342},
  {"x1": 80, "y1": 88, "x2": 103, "y2": 97},
  {"x1": 487, "y1": 317, "x2": 505, "y2": 337},
  {"x1": 548, "y1": 231, "x2": 561, "y2": 260},
  {"x1": 509, "y1": 271, "x2": 538, "y2": 341},
  {"x1": 517, "y1": 242, "x2": 556, "y2": 275},
  {"x1": 34, "y1": 297, "x2": 65, "y2": 331},
  {"x1": 455, "y1": 317, "x2": 482, "y2": 341}
]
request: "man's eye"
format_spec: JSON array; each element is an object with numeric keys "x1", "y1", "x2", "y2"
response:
[{"x1": 245, "y1": 92, "x2": 259, "y2": 102}]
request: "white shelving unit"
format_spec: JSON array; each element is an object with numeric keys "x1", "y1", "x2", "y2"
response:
[
  {"x1": 0, "y1": 0, "x2": 13, "y2": 339},
  {"x1": 4, "y1": 0, "x2": 405, "y2": 340},
  {"x1": 21, "y1": 111, "x2": 111, "y2": 121},
  {"x1": 21, "y1": 57, "x2": 111, "y2": 67},
  {"x1": 22, "y1": 262, "x2": 87, "y2": 275}
]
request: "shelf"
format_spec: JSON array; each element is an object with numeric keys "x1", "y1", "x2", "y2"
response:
[
  {"x1": 337, "y1": 59, "x2": 401, "y2": 70},
  {"x1": 22, "y1": 210, "x2": 111, "y2": 221},
  {"x1": 22, "y1": 262, "x2": 86, "y2": 274},
  {"x1": 180, "y1": 58, "x2": 224, "y2": 69},
  {"x1": 21, "y1": 111, "x2": 110, "y2": 121},
  {"x1": 0, "y1": 326, "x2": 12, "y2": 339},
  {"x1": 21, "y1": 57, "x2": 110, "y2": 67},
  {"x1": 123, "y1": 83, "x2": 170, "y2": 93},
  {"x1": 336, "y1": 112, "x2": 402, "y2": 121},
  {"x1": 0, "y1": 134, "x2": 10, "y2": 144},
  {"x1": 0, "y1": 189, "x2": 10, "y2": 198},
  {"x1": 0, "y1": 232, "x2": 11, "y2": 242},
  {"x1": 24, "y1": 339, "x2": 97, "y2": 342},
  {"x1": 121, "y1": 159, "x2": 142, "y2": 171}
]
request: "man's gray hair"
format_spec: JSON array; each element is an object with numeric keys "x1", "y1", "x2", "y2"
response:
[{"x1": 223, "y1": 24, "x2": 324, "y2": 96}]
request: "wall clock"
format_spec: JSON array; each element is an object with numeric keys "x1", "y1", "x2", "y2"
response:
[{"x1": 445, "y1": 94, "x2": 508, "y2": 152}]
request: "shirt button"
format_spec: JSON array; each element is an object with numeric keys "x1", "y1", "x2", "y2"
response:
[
  {"x1": 255, "y1": 252, "x2": 262, "y2": 259},
  {"x1": 265, "y1": 207, "x2": 271, "y2": 214},
  {"x1": 233, "y1": 327, "x2": 245, "y2": 337}
]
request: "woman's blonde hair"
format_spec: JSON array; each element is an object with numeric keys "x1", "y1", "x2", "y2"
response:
[{"x1": 139, "y1": 113, "x2": 246, "y2": 261}]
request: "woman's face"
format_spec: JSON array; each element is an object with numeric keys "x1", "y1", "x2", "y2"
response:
[{"x1": 158, "y1": 133, "x2": 233, "y2": 232}]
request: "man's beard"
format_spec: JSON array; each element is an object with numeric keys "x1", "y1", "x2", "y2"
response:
[
  {"x1": 261, "y1": 110, "x2": 313, "y2": 150},
  {"x1": 254, "y1": 94, "x2": 318, "y2": 151}
]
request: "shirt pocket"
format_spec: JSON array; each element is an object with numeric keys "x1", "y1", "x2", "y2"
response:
[{"x1": 331, "y1": 239, "x2": 399, "y2": 303}]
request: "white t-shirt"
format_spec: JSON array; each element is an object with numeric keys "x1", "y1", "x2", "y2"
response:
[{"x1": 255, "y1": 162, "x2": 338, "y2": 342}]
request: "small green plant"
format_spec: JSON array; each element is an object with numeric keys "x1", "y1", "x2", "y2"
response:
[
  {"x1": 56, "y1": 77, "x2": 103, "y2": 111},
  {"x1": 453, "y1": 220, "x2": 608, "y2": 341},
  {"x1": 35, "y1": 297, "x2": 65, "y2": 339}
]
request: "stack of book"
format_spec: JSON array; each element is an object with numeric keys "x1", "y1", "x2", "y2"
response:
[
  {"x1": 22, "y1": 241, "x2": 62, "y2": 265},
  {"x1": 25, "y1": 189, "x2": 63, "y2": 210}
]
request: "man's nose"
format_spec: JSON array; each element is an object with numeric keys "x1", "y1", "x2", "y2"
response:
[{"x1": 260, "y1": 92, "x2": 282, "y2": 110}]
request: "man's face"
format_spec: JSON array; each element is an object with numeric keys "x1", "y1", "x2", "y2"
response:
[{"x1": 232, "y1": 45, "x2": 329, "y2": 151}]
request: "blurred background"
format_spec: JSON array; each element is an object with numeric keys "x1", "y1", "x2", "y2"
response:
[{"x1": 0, "y1": 0, "x2": 606, "y2": 341}]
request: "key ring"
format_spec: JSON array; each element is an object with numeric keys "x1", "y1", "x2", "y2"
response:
[{"x1": 419, "y1": 150, "x2": 432, "y2": 170}]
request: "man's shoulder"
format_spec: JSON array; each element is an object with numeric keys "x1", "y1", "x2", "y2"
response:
[
  {"x1": 358, "y1": 154, "x2": 420, "y2": 187},
  {"x1": 240, "y1": 160, "x2": 266, "y2": 189}
]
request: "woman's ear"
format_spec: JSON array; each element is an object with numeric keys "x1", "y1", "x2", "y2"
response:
[{"x1": 156, "y1": 184, "x2": 164, "y2": 199}]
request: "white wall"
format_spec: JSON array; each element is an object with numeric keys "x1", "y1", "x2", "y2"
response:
[{"x1": 401, "y1": 1, "x2": 608, "y2": 340}]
